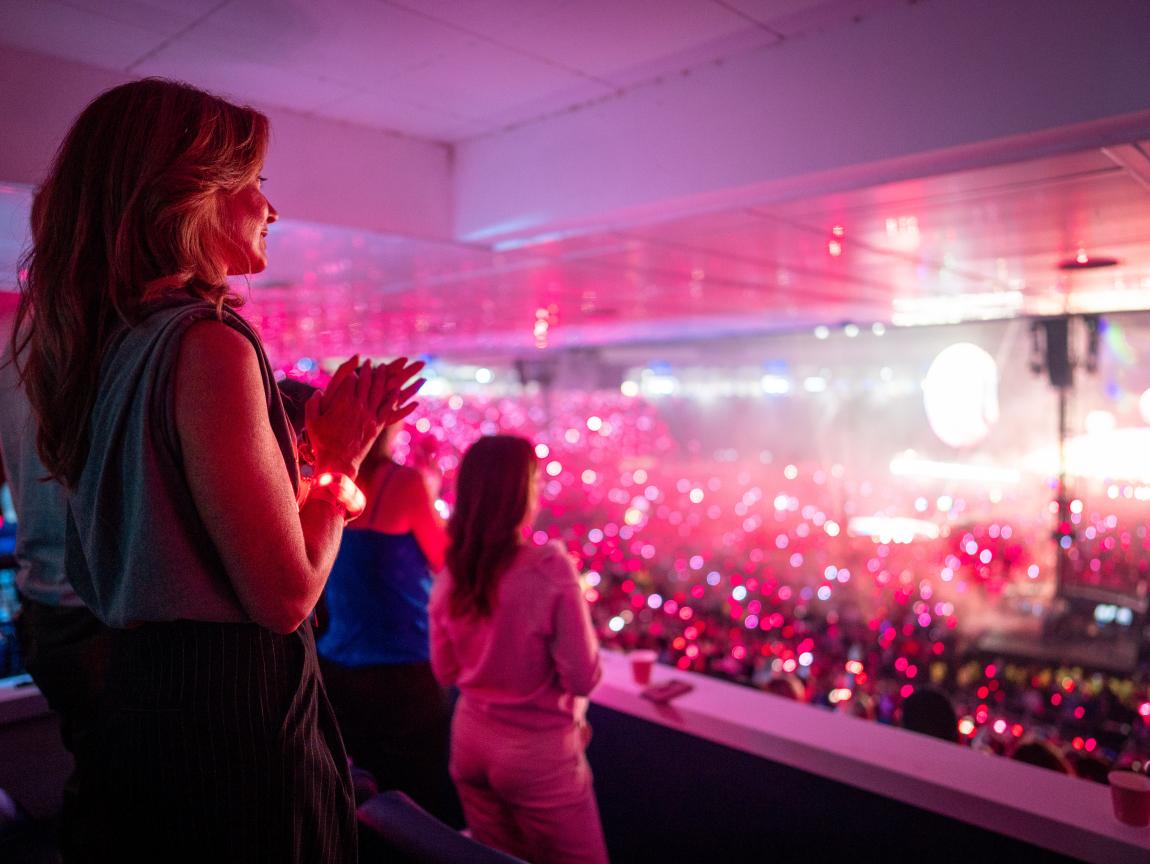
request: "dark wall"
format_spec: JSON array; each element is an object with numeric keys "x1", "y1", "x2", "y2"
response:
[{"x1": 585, "y1": 704, "x2": 1077, "y2": 864}]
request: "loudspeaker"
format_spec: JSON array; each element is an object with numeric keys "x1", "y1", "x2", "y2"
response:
[{"x1": 1041, "y1": 317, "x2": 1072, "y2": 389}]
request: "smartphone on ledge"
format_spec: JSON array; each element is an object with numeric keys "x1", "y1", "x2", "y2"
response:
[{"x1": 641, "y1": 679, "x2": 694, "y2": 703}]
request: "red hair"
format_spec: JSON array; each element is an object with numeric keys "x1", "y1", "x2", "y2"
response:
[
  {"x1": 13, "y1": 78, "x2": 269, "y2": 486},
  {"x1": 446, "y1": 435, "x2": 538, "y2": 618}
]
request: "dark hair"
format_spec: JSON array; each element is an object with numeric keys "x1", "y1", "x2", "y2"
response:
[
  {"x1": 763, "y1": 675, "x2": 805, "y2": 702},
  {"x1": 277, "y1": 378, "x2": 317, "y2": 436},
  {"x1": 1072, "y1": 753, "x2": 1111, "y2": 784},
  {"x1": 900, "y1": 687, "x2": 958, "y2": 743},
  {"x1": 14, "y1": 78, "x2": 269, "y2": 486},
  {"x1": 446, "y1": 435, "x2": 537, "y2": 618},
  {"x1": 1012, "y1": 740, "x2": 1072, "y2": 775}
]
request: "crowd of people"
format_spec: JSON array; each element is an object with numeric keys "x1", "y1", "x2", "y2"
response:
[{"x1": 316, "y1": 387, "x2": 1150, "y2": 783}]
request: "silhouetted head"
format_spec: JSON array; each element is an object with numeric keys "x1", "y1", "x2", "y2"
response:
[
  {"x1": 900, "y1": 687, "x2": 958, "y2": 743},
  {"x1": 1012, "y1": 740, "x2": 1072, "y2": 775},
  {"x1": 763, "y1": 674, "x2": 806, "y2": 702}
]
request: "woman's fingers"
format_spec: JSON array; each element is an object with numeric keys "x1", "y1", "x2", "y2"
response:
[
  {"x1": 395, "y1": 378, "x2": 425, "y2": 406},
  {"x1": 377, "y1": 357, "x2": 406, "y2": 387},
  {"x1": 324, "y1": 358, "x2": 360, "y2": 410},
  {"x1": 367, "y1": 363, "x2": 392, "y2": 410},
  {"x1": 354, "y1": 358, "x2": 374, "y2": 401},
  {"x1": 326, "y1": 355, "x2": 359, "y2": 397},
  {"x1": 374, "y1": 378, "x2": 425, "y2": 424},
  {"x1": 368, "y1": 358, "x2": 426, "y2": 414},
  {"x1": 382, "y1": 358, "x2": 424, "y2": 391},
  {"x1": 390, "y1": 400, "x2": 419, "y2": 424},
  {"x1": 322, "y1": 356, "x2": 427, "y2": 429},
  {"x1": 398, "y1": 361, "x2": 425, "y2": 394},
  {"x1": 400, "y1": 359, "x2": 425, "y2": 380}
]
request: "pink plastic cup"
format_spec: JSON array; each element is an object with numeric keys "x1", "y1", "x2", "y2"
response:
[
  {"x1": 1109, "y1": 771, "x2": 1150, "y2": 827},
  {"x1": 630, "y1": 650, "x2": 657, "y2": 686}
]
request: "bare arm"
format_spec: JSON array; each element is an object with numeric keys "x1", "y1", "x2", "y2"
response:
[
  {"x1": 175, "y1": 322, "x2": 421, "y2": 634},
  {"x1": 399, "y1": 469, "x2": 447, "y2": 572}
]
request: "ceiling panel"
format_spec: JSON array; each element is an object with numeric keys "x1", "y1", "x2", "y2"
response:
[
  {"x1": 760, "y1": 156, "x2": 1150, "y2": 287},
  {"x1": 248, "y1": 147, "x2": 1150, "y2": 355},
  {"x1": 0, "y1": 0, "x2": 906, "y2": 140},
  {"x1": 37, "y1": 0, "x2": 228, "y2": 33},
  {"x1": 588, "y1": 234, "x2": 870, "y2": 297},
  {"x1": 255, "y1": 219, "x2": 492, "y2": 289},
  {"x1": 620, "y1": 214, "x2": 941, "y2": 302},
  {"x1": 309, "y1": 90, "x2": 485, "y2": 142},
  {"x1": 3, "y1": 145, "x2": 1149, "y2": 361},
  {"x1": 387, "y1": 0, "x2": 772, "y2": 86},
  {"x1": 474, "y1": 0, "x2": 758, "y2": 80},
  {"x1": 380, "y1": 0, "x2": 570, "y2": 41},
  {"x1": 0, "y1": 0, "x2": 170, "y2": 68},
  {"x1": 134, "y1": 41, "x2": 358, "y2": 113},
  {"x1": 763, "y1": 148, "x2": 1120, "y2": 225},
  {"x1": 622, "y1": 208, "x2": 774, "y2": 243},
  {"x1": 387, "y1": 38, "x2": 610, "y2": 122},
  {"x1": 174, "y1": 0, "x2": 477, "y2": 88},
  {"x1": 722, "y1": 0, "x2": 902, "y2": 36}
]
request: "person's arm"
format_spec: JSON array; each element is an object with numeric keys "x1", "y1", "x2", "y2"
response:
[
  {"x1": 428, "y1": 578, "x2": 460, "y2": 685},
  {"x1": 398, "y1": 469, "x2": 447, "y2": 572},
  {"x1": 549, "y1": 549, "x2": 602, "y2": 696},
  {"x1": 175, "y1": 321, "x2": 419, "y2": 634}
]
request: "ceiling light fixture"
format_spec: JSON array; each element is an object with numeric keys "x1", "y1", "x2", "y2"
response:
[{"x1": 1058, "y1": 249, "x2": 1119, "y2": 270}]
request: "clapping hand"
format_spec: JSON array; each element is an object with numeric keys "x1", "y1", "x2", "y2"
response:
[
  {"x1": 372, "y1": 357, "x2": 426, "y2": 427},
  {"x1": 304, "y1": 355, "x2": 425, "y2": 476}
]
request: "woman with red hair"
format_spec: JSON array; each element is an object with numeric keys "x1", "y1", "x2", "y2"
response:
[
  {"x1": 16, "y1": 78, "x2": 421, "y2": 860},
  {"x1": 430, "y1": 435, "x2": 608, "y2": 863}
]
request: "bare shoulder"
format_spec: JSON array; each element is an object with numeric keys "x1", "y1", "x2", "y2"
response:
[
  {"x1": 174, "y1": 320, "x2": 263, "y2": 431},
  {"x1": 378, "y1": 463, "x2": 427, "y2": 500},
  {"x1": 394, "y1": 463, "x2": 426, "y2": 487},
  {"x1": 177, "y1": 319, "x2": 257, "y2": 381}
]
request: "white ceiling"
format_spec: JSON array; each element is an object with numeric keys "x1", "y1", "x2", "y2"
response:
[
  {"x1": 0, "y1": 0, "x2": 893, "y2": 141},
  {"x1": 2, "y1": 1, "x2": 1149, "y2": 362}
]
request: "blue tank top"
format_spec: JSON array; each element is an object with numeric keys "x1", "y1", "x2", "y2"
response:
[{"x1": 317, "y1": 529, "x2": 432, "y2": 666}]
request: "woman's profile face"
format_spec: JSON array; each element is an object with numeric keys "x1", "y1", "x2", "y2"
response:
[{"x1": 221, "y1": 175, "x2": 278, "y2": 275}]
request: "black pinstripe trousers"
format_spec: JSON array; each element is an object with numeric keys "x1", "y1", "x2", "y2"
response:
[{"x1": 78, "y1": 620, "x2": 357, "y2": 863}]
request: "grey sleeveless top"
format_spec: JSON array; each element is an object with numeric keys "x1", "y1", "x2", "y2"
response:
[{"x1": 66, "y1": 299, "x2": 299, "y2": 628}]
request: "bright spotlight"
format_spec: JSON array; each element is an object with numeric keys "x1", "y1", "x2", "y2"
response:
[{"x1": 922, "y1": 343, "x2": 998, "y2": 448}]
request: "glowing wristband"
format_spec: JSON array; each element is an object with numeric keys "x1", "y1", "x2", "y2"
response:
[{"x1": 310, "y1": 472, "x2": 366, "y2": 521}]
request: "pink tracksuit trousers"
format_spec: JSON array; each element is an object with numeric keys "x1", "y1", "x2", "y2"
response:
[{"x1": 450, "y1": 699, "x2": 609, "y2": 864}]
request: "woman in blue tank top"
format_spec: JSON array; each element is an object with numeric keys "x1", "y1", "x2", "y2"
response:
[{"x1": 318, "y1": 424, "x2": 462, "y2": 825}]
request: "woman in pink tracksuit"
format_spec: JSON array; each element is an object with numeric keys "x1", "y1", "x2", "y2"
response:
[{"x1": 430, "y1": 435, "x2": 609, "y2": 864}]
